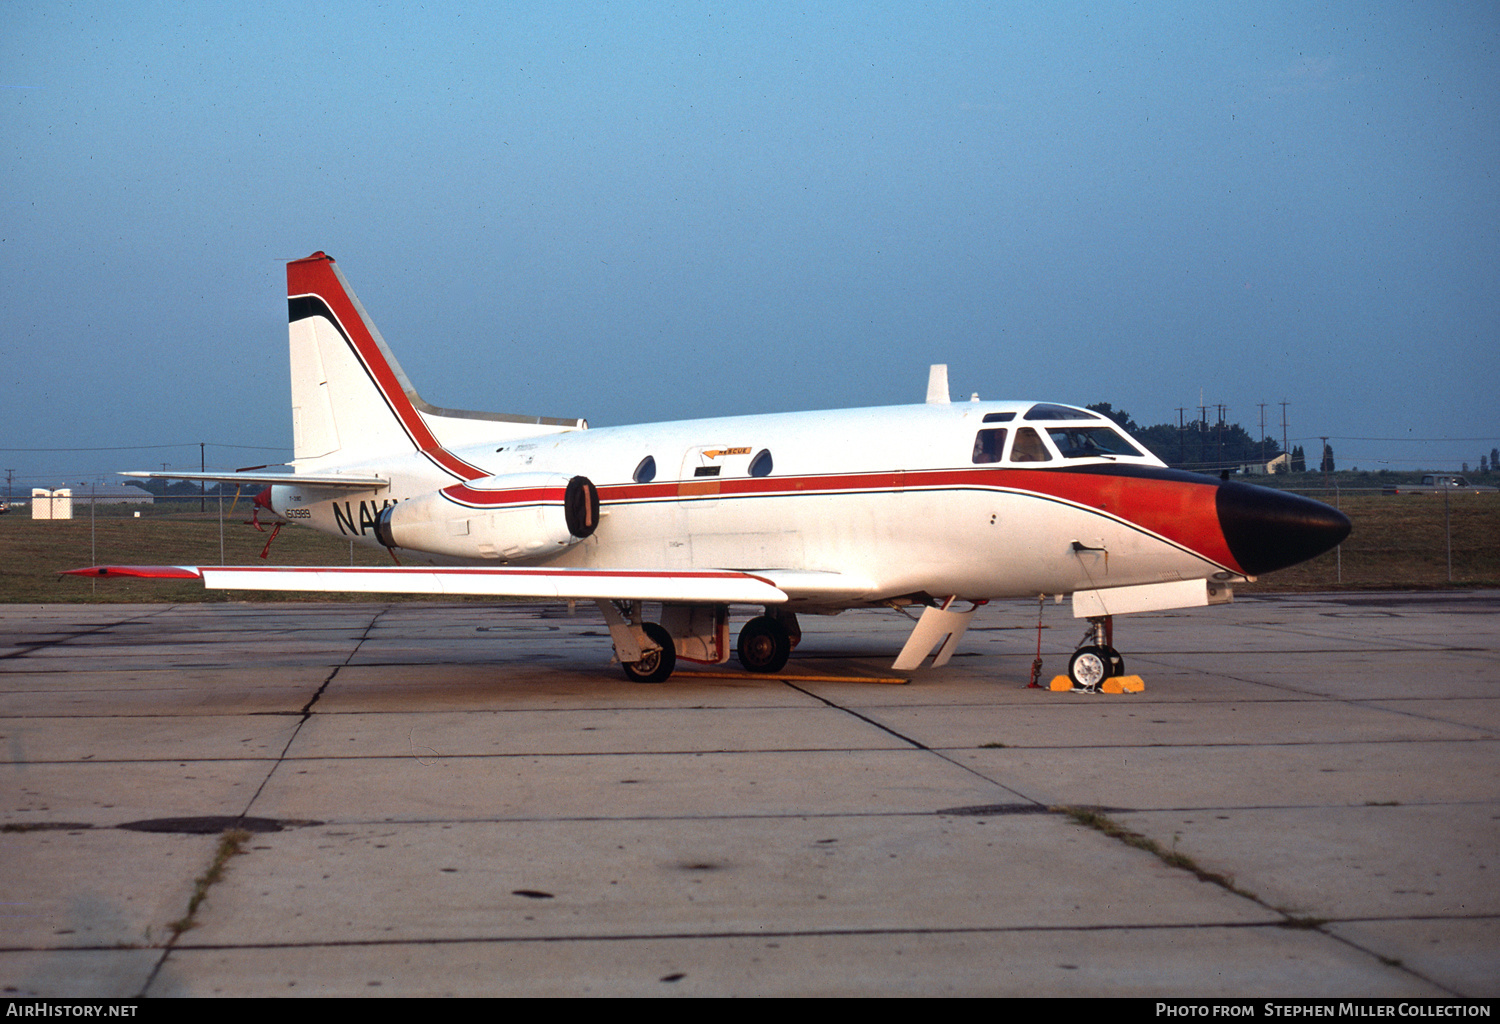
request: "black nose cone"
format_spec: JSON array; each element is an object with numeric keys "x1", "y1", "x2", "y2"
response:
[{"x1": 1216, "y1": 480, "x2": 1352, "y2": 576}]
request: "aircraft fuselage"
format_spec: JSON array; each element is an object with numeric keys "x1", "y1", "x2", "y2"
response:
[{"x1": 269, "y1": 400, "x2": 1322, "y2": 610}]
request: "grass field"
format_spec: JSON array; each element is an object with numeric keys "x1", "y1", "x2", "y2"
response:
[
  {"x1": 1253, "y1": 491, "x2": 1500, "y2": 590},
  {"x1": 3, "y1": 492, "x2": 1496, "y2": 604},
  {"x1": 3, "y1": 503, "x2": 398, "y2": 604}
]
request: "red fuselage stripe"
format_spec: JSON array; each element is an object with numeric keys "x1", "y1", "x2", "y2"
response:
[{"x1": 439, "y1": 483, "x2": 567, "y2": 508}]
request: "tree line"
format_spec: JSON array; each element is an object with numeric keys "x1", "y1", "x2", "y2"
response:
[
  {"x1": 1085, "y1": 403, "x2": 1333, "y2": 473},
  {"x1": 133, "y1": 477, "x2": 245, "y2": 498}
]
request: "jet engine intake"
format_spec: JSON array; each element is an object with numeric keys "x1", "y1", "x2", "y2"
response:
[{"x1": 375, "y1": 473, "x2": 599, "y2": 560}]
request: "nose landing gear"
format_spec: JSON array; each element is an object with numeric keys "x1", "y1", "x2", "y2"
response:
[{"x1": 1067, "y1": 615, "x2": 1124, "y2": 690}]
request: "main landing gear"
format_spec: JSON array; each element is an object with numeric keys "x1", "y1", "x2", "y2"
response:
[
  {"x1": 622, "y1": 621, "x2": 676, "y2": 684},
  {"x1": 598, "y1": 601, "x2": 677, "y2": 684},
  {"x1": 736, "y1": 614, "x2": 796, "y2": 673},
  {"x1": 1068, "y1": 615, "x2": 1125, "y2": 690},
  {"x1": 599, "y1": 603, "x2": 801, "y2": 683}
]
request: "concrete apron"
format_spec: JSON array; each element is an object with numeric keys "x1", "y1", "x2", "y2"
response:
[{"x1": 1, "y1": 593, "x2": 1495, "y2": 996}]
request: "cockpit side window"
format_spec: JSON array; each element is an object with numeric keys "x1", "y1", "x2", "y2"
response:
[
  {"x1": 1008, "y1": 427, "x2": 1053, "y2": 463},
  {"x1": 972, "y1": 428, "x2": 1008, "y2": 464}
]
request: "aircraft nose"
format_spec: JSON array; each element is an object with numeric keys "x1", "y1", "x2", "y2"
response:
[{"x1": 1216, "y1": 480, "x2": 1352, "y2": 576}]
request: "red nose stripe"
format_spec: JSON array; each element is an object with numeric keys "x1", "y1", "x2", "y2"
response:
[{"x1": 985, "y1": 468, "x2": 1242, "y2": 574}]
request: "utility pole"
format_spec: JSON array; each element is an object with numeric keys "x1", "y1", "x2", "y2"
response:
[
  {"x1": 1216, "y1": 405, "x2": 1227, "y2": 470},
  {"x1": 1258, "y1": 403, "x2": 1267, "y2": 465},
  {"x1": 200, "y1": 442, "x2": 206, "y2": 513},
  {"x1": 1176, "y1": 407, "x2": 1187, "y2": 466},
  {"x1": 1279, "y1": 401, "x2": 1290, "y2": 473},
  {"x1": 1198, "y1": 400, "x2": 1209, "y2": 470},
  {"x1": 1320, "y1": 435, "x2": 1330, "y2": 488}
]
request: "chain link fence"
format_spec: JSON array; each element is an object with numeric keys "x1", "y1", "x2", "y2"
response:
[{"x1": 1256, "y1": 489, "x2": 1500, "y2": 589}]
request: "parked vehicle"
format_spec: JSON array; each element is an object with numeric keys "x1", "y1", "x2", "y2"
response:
[{"x1": 1383, "y1": 474, "x2": 1498, "y2": 495}]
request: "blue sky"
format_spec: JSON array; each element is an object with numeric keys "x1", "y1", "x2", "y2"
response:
[{"x1": 3, "y1": 1, "x2": 1497, "y2": 490}]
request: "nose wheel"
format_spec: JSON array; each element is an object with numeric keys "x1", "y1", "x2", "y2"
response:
[
  {"x1": 1068, "y1": 616, "x2": 1125, "y2": 690},
  {"x1": 1067, "y1": 644, "x2": 1124, "y2": 689}
]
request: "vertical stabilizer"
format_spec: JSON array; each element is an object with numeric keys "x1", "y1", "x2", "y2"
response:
[
  {"x1": 285, "y1": 252, "x2": 584, "y2": 479},
  {"x1": 286, "y1": 252, "x2": 490, "y2": 479}
]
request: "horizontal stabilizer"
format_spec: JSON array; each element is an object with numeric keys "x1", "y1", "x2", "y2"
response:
[
  {"x1": 120, "y1": 470, "x2": 388, "y2": 490},
  {"x1": 65, "y1": 564, "x2": 789, "y2": 605}
]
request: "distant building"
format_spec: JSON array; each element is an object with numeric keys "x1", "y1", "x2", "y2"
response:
[
  {"x1": 30, "y1": 483, "x2": 154, "y2": 519},
  {"x1": 76, "y1": 483, "x2": 155, "y2": 505},
  {"x1": 1240, "y1": 453, "x2": 1289, "y2": 476},
  {"x1": 32, "y1": 488, "x2": 72, "y2": 519}
]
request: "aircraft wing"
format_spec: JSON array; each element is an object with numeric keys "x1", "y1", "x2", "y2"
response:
[
  {"x1": 740, "y1": 569, "x2": 880, "y2": 604},
  {"x1": 120, "y1": 470, "x2": 388, "y2": 489},
  {"x1": 65, "y1": 564, "x2": 789, "y2": 604}
]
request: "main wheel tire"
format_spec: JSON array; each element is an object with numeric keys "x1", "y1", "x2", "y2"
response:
[
  {"x1": 737, "y1": 616, "x2": 791, "y2": 673},
  {"x1": 1068, "y1": 645, "x2": 1110, "y2": 689},
  {"x1": 621, "y1": 621, "x2": 676, "y2": 683}
]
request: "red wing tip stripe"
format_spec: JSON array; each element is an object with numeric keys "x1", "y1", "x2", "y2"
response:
[{"x1": 64, "y1": 565, "x2": 203, "y2": 580}]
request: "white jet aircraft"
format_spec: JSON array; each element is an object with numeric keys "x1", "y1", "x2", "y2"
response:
[{"x1": 73, "y1": 252, "x2": 1351, "y2": 686}]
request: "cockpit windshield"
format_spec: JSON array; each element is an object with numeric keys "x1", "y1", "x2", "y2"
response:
[
  {"x1": 1045, "y1": 425, "x2": 1147, "y2": 460},
  {"x1": 971, "y1": 412, "x2": 1159, "y2": 467}
]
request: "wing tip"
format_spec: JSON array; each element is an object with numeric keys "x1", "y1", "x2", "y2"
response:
[{"x1": 63, "y1": 565, "x2": 203, "y2": 580}]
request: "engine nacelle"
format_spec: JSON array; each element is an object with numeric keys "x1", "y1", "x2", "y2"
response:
[{"x1": 374, "y1": 473, "x2": 599, "y2": 560}]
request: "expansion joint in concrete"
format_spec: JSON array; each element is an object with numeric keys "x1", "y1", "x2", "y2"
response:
[{"x1": 782, "y1": 680, "x2": 1043, "y2": 808}]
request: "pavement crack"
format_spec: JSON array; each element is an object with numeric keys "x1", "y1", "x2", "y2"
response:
[
  {"x1": 237, "y1": 606, "x2": 390, "y2": 819},
  {"x1": 0, "y1": 607, "x2": 177, "y2": 660},
  {"x1": 781, "y1": 680, "x2": 1043, "y2": 807},
  {"x1": 1057, "y1": 805, "x2": 1258, "y2": 901},
  {"x1": 138, "y1": 827, "x2": 251, "y2": 997},
  {"x1": 1055, "y1": 805, "x2": 1468, "y2": 997}
]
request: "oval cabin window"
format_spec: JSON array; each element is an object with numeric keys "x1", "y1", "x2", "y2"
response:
[
  {"x1": 749, "y1": 449, "x2": 774, "y2": 477},
  {"x1": 633, "y1": 455, "x2": 656, "y2": 483}
]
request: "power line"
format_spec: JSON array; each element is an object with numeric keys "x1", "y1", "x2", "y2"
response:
[{"x1": 1322, "y1": 436, "x2": 1500, "y2": 443}]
